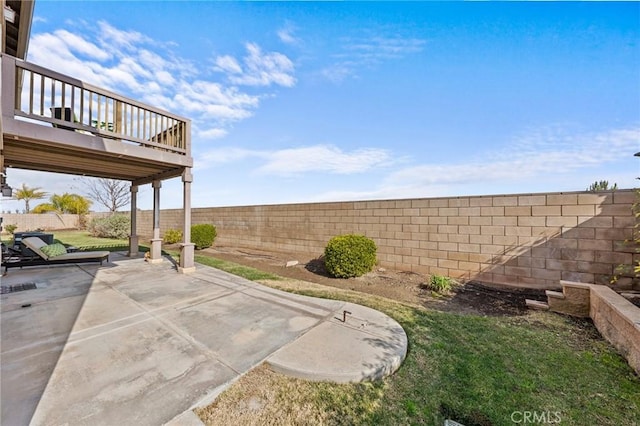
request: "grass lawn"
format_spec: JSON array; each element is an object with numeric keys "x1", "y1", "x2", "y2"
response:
[
  {"x1": 194, "y1": 254, "x2": 281, "y2": 281},
  {"x1": 52, "y1": 230, "x2": 138, "y2": 251},
  {"x1": 1, "y1": 230, "x2": 136, "y2": 252},
  {"x1": 19, "y1": 231, "x2": 640, "y2": 424}
]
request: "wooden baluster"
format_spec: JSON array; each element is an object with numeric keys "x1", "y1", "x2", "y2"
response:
[{"x1": 28, "y1": 71, "x2": 34, "y2": 115}]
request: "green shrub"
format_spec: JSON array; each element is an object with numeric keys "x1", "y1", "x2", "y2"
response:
[
  {"x1": 164, "y1": 228, "x2": 183, "y2": 244},
  {"x1": 191, "y1": 224, "x2": 216, "y2": 250},
  {"x1": 4, "y1": 224, "x2": 17, "y2": 235},
  {"x1": 87, "y1": 214, "x2": 131, "y2": 239},
  {"x1": 427, "y1": 274, "x2": 452, "y2": 294},
  {"x1": 324, "y1": 234, "x2": 377, "y2": 278}
]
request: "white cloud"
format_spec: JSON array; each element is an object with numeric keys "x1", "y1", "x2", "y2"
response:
[
  {"x1": 277, "y1": 125, "x2": 640, "y2": 205},
  {"x1": 96, "y1": 21, "x2": 149, "y2": 52},
  {"x1": 277, "y1": 24, "x2": 300, "y2": 45},
  {"x1": 215, "y1": 43, "x2": 296, "y2": 88},
  {"x1": 343, "y1": 36, "x2": 426, "y2": 59},
  {"x1": 313, "y1": 125, "x2": 640, "y2": 202},
  {"x1": 197, "y1": 128, "x2": 228, "y2": 140},
  {"x1": 194, "y1": 147, "x2": 256, "y2": 170},
  {"x1": 54, "y1": 29, "x2": 111, "y2": 61},
  {"x1": 194, "y1": 147, "x2": 252, "y2": 169},
  {"x1": 320, "y1": 63, "x2": 357, "y2": 83},
  {"x1": 387, "y1": 126, "x2": 640, "y2": 187},
  {"x1": 322, "y1": 33, "x2": 426, "y2": 83},
  {"x1": 137, "y1": 49, "x2": 167, "y2": 70},
  {"x1": 102, "y1": 66, "x2": 142, "y2": 92},
  {"x1": 155, "y1": 70, "x2": 176, "y2": 86},
  {"x1": 173, "y1": 80, "x2": 258, "y2": 122},
  {"x1": 195, "y1": 144, "x2": 392, "y2": 176},
  {"x1": 215, "y1": 55, "x2": 243, "y2": 74},
  {"x1": 118, "y1": 56, "x2": 152, "y2": 80},
  {"x1": 257, "y1": 145, "x2": 390, "y2": 176},
  {"x1": 26, "y1": 21, "x2": 292, "y2": 142},
  {"x1": 28, "y1": 33, "x2": 118, "y2": 92},
  {"x1": 179, "y1": 80, "x2": 258, "y2": 109}
]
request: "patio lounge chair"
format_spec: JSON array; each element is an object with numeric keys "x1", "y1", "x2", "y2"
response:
[{"x1": 1, "y1": 237, "x2": 110, "y2": 272}]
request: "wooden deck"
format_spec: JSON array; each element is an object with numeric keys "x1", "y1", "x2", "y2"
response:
[{"x1": 1, "y1": 54, "x2": 192, "y2": 185}]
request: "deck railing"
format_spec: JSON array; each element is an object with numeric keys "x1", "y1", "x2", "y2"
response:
[{"x1": 1, "y1": 55, "x2": 189, "y2": 156}]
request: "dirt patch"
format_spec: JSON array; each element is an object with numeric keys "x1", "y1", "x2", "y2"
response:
[{"x1": 199, "y1": 245, "x2": 548, "y2": 316}]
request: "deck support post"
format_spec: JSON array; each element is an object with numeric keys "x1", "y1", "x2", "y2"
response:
[
  {"x1": 179, "y1": 168, "x2": 195, "y2": 273},
  {"x1": 149, "y1": 179, "x2": 163, "y2": 263},
  {"x1": 128, "y1": 184, "x2": 139, "y2": 257}
]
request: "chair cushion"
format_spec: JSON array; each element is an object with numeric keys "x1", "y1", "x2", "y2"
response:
[
  {"x1": 22, "y1": 237, "x2": 51, "y2": 260},
  {"x1": 40, "y1": 243, "x2": 68, "y2": 258}
]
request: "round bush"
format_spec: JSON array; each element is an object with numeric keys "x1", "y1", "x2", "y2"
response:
[
  {"x1": 87, "y1": 214, "x2": 131, "y2": 239},
  {"x1": 163, "y1": 228, "x2": 183, "y2": 244},
  {"x1": 324, "y1": 234, "x2": 377, "y2": 278},
  {"x1": 191, "y1": 224, "x2": 217, "y2": 250}
]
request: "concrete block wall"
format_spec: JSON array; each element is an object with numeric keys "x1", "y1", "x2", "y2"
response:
[
  {"x1": 589, "y1": 285, "x2": 640, "y2": 376},
  {"x1": 543, "y1": 281, "x2": 640, "y2": 375},
  {"x1": 135, "y1": 189, "x2": 636, "y2": 290},
  {"x1": 0, "y1": 213, "x2": 80, "y2": 233}
]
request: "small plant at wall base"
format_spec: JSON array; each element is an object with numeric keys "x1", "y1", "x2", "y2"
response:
[
  {"x1": 191, "y1": 224, "x2": 216, "y2": 250},
  {"x1": 4, "y1": 224, "x2": 17, "y2": 235},
  {"x1": 324, "y1": 234, "x2": 377, "y2": 278},
  {"x1": 426, "y1": 274, "x2": 453, "y2": 294},
  {"x1": 164, "y1": 229, "x2": 183, "y2": 244}
]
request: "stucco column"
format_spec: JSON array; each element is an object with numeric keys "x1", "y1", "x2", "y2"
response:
[
  {"x1": 128, "y1": 184, "x2": 139, "y2": 257},
  {"x1": 148, "y1": 180, "x2": 163, "y2": 263},
  {"x1": 179, "y1": 168, "x2": 195, "y2": 273}
]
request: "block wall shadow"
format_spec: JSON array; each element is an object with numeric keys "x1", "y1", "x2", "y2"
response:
[{"x1": 473, "y1": 192, "x2": 637, "y2": 291}]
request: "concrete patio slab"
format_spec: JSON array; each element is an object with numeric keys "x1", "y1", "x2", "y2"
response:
[
  {"x1": 1, "y1": 252, "x2": 407, "y2": 425},
  {"x1": 267, "y1": 302, "x2": 408, "y2": 383}
]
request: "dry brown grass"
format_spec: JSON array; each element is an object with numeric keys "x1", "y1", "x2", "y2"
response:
[
  {"x1": 194, "y1": 363, "x2": 384, "y2": 426},
  {"x1": 195, "y1": 364, "x2": 330, "y2": 426}
]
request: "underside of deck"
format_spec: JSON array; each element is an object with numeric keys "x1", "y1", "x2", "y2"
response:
[{"x1": 2, "y1": 117, "x2": 191, "y2": 185}]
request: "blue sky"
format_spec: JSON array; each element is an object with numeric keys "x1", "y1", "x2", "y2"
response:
[{"x1": 4, "y1": 1, "x2": 639, "y2": 212}]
